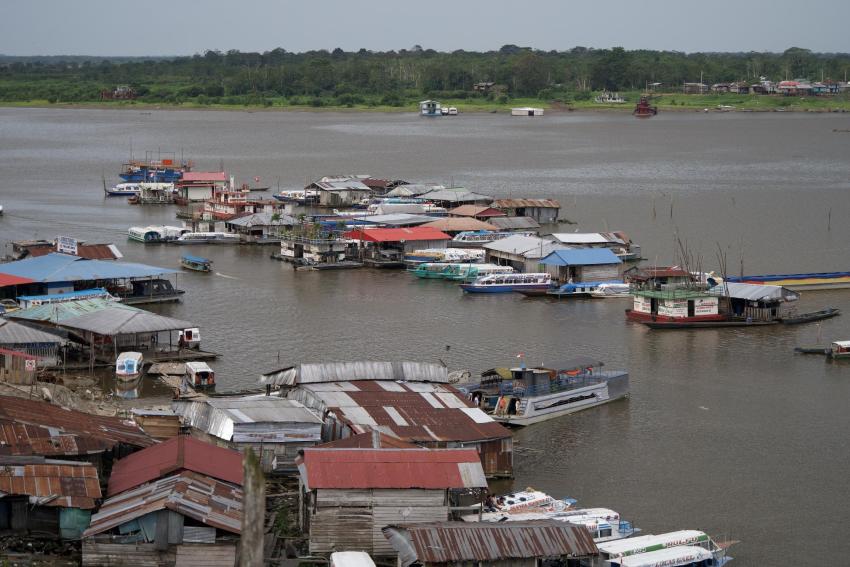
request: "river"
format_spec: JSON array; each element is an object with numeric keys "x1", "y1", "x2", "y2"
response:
[{"x1": 1, "y1": 107, "x2": 849, "y2": 565}]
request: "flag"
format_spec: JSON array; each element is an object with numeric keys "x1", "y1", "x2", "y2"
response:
[
  {"x1": 516, "y1": 353, "x2": 523, "y2": 358},
  {"x1": 254, "y1": 176, "x2": 260, "y2": 182}
]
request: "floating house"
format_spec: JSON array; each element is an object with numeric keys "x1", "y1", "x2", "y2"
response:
[
  {"x1": 382, "y1": 521, "x2": 599, "y2": 567},
  {"x1": 550, "y1": 231, "x2": 641, "y2": 261},
  {"x1": 266, "y1": 361, "x2": 514, "y2": 478},
  {"x1": 539, "y1": 248, "x2": 623, "y2": 283},
  {"x1": 171, "y1": 397, "x2": 323, "y2": 473},
  {"x1": 0, "y1": 457, "x2": 101, "y2": 540},
  {"x1": 176, "y1": 171, "x2": 228, "y2": 203},
  {"x1": 488, "y1": 216, "x2": 540, "y2": 232},
  {"x1": 11, "y1": 240, "x2": 123, "y2": 261},
  {"x1": 296, "y1": 445, "x2": 488, "y2": 557},
  {"x1": 344, "y1": 227, "x2": 452, "y2": 265},
  {"x1": 224, "y1": 211, "x2": 298, "y2": 242},
  {"x1": 0, "y1": 319, "x2": 64, "y2": 366},
  {"x1": 447, "y1": 205, "x2": 507, "y2": 221},
  {"x1": 417, "y1": 188, "x2": 494, "y2": 208},
  {"x1": 420, "y1": 217, "x2": 499, "y2": 235},
  {"x1": 310, "y1": 180, "x2": 373, "y2": 207},
  {"x1": 279, "y1": 233, "x2": 352, "y2": 266},
  {"x1": 483, "y1": 234, "x2": 565, "y2": 274},
  {"x1": 491, "y1": 199, "x2": 560, "y2": 224}
]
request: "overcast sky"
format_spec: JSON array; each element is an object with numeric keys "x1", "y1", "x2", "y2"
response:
[{"x1": 1, "y1": 0, "x2": 848, "y2": 56}]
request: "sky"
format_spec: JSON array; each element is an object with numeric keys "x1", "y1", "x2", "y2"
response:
[{"x1": 1, "y1": 0, "x2": 848, "y2": 56}]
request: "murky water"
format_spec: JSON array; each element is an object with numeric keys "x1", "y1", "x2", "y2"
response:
[{"x1": 1, "y1": 107, "x2": 849, "y2": 564}]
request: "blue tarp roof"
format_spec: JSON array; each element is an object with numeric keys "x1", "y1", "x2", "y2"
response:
[
  {"x1": 181, "y1": 255, "x2": 211, "y2": 264},
  {"x1": 0, "y1": 253, "x2": 177, "y2": 283},
  {"x1": 540, "y1": 248, "x2": 622, "y2": 266}
]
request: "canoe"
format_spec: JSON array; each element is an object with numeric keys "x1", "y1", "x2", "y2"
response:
[{"x1": 780, "y1": 308, "x2": 840, "y2": 325}]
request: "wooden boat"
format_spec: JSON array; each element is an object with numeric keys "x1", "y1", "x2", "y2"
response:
[
  {"x1": 633, "y1": 96, "x2": 657, "y2": 118},
  {"x1": 644, "y1": 319, "x2": 779, "y2": 329},
  {"x1": 180, "y1": 255, "x2": 212, "y2": 272},
  {"x1": 183, "y1": 361, "x2": 215, "y2": 390},
  {"x1": 115, "y1": 351, "x2": 144, "y2": 382},
  {"x1": 780, "y1": 307, "x2": 840, "y2": 325},
  {"x1": 794, "y1": 346, "x2": 831, "y2": 355}
]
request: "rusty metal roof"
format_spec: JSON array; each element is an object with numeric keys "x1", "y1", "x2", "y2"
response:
[
  {"x1": 420, "y1": 218, "x2": 499, "y2": 232},
  {"x1": 107, "y1": 435, "x2": 243, "y2": 496},
  {"x1": 84, "y1": 470, "x2": 242, "y2": 537},
  {"x1": 382, "y1": 521, "x2": 598, "y2": 566},
  {"x1": 0, "y1": 395, "x2": 154, "y2": 454},
  {"x1": 0, "y1": 457, "x2": 101, "y2": 509},
  {"x1": 492, "y1": 198, "x2": 561, "y2": 209},
  {"x1": 261, "y1": 361, "x2": 449, "y2": 387},
  {"x1": 297, "y1": 448, "x2": 487, "y2": 490},
  {"x1": 447, "y1": 205, "x2": 506, "y2": 218},
  {"x1": 293, "y1": 380, "x2": 511, "y2": 443},
  {"x1": 26, "y1": 243, "x2": 123, "y2": 261},
  {"x1": 318, "y1": 432, "x2": 420, "y2": 449}
]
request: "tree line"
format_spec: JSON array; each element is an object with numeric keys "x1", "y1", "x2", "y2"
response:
[{"x1": 1, "y1": 45, "x2": 848, "y2": 105}]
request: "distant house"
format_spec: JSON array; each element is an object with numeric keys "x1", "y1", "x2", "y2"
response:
[
  {"x1": 491, "y1": 198, "x2": 560, "y2": 224},
  {"x1": 682, "y1": 82, "x2": 708, "y2": 94},
  {"x1": 447, "y1": 205, "x2": 506, "y2": 221},
  {"x1": 296, "y1": 446, "x2": 488, "y2": 557},
  {"x1": 177, "y1": 171, "x2": 228, "y2": 203},
  {"x1": 483, "y1": 234, "x2": 565, "y2": 273},
  {"x1": 344, "y1": 227, "x2": 452, "y2": 263},
  {"x1": 711, "y1": 83, "x2": 731, "y2": 93},
  {"x1": 419, "y1": 217, "x2": 499, "y2": 235},
  {"x1": 310, "y1": 180, "x2": 373, "y2": 207},
  {"x1": 224, "y1": 211, "x2": 297, "y2": 242},
  {"x1": 539, "y1": 248, "x2": 623, "y2": 283},
  {"x1": 473, "y1": 82, "x2": 496, "y2": 93},
  {"x1": 417, "y1": 188, "x2": 494, "y2": 208}
]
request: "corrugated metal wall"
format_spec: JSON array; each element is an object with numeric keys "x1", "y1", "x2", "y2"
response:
[{"x1": 579, "y1": 265, "x2": 620, "y2": 282}]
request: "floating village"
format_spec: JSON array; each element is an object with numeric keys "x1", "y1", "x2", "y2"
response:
[{"x1": 0, "y1": 151, "x2": 847, "y2": 567}]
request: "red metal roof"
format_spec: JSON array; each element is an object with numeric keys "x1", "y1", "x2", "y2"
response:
[
  {"x1": 297, "y1": 448, "x2": 486, "y2": 490},
  {"x1": 0, "y1": 396, "x2": 154, "y2": 452},
  {"x1": 343, "y1": 227, "x2": 451, "y2": 243},
  {"x1": 319, "y1": 432, "x2": 421, "y2": 449},
  {"x1": 0, "y1": 458, "x2": 101, "y2": 509},
  {"x1": 0, "y1": 273, "x2": 34, "y2": 287},
  {"x1": 108, "y1": 435, "x2": 243, "y2": 496},
  {"x1": 25, "y1": 244, "x2": 121, "y2": 261},
  {"x1": 181, "y1": 171, "x2": 228, "y2": 182}
]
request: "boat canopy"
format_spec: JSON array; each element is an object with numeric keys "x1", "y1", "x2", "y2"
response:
[
  {"x1": 182, "y1": 255, "x2": 211, "y2": 264},
  {"x1": 598, "y1": 530, "x2": 709, "y2": 557},
  {"x1": 712, "y1": 282, "x2": 799, "y2": 302},
  {"x1": 833, "y1": 341, "x2": 850, "y2": 348},
  {"x1": 611, "y1": 546, "x2": 713, "y2": 567}
]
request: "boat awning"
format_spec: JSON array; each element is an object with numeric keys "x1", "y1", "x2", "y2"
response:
[
  {"x1": 182, "y1": 255, "x2": 210, "y2": 264},
  {"x1": 713, "y1": 282, "x2": 799, "y2": 302},
  {"x1": 833, "y1": 341, "x2": 850, "y2": 348}
]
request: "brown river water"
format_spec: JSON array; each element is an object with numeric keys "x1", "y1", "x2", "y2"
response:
[{"x1": 1, "y1": 107, "x2": 850, "y2": 565}]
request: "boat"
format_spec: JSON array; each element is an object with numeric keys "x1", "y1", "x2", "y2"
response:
[
  {"x1": 105, "y1": 181, "x2": 174, "y2": 197},
  {"x1": 404, "y1": 248, "x2": 485, "y2": 265},
  {"x1": 473, "y1": 507, "x2": 638, "y2": 543},
  {"x1": 633, "y1": 95, "x2": 658, "y2": 118},
  {"x1": 178, "y1": 327, "x2": 201, "y2": 350},
  {"x1": 419, "y1": 100, "x2": 443, "y2": 117},
  {"x1": 447, "y1": 107, "x2": 458, "y2": 115},
  {"x1": 183, "y1": 361, "x2": 215, "y2": 390},
  {"x1": 181, "y1": 255, "x2": 212, "y2": 272},
  {"x1": 115, "y1": 351, "x2": 144, "y2": 382},
  {"x1": 409, "y1": 263, "x2": 452, "y2": 279},
  {"x1": 644, "y1": 319, "x2": 778, "y2": 329},
  {"x1": 110, "y1": 278, "x2": 185, "y2": 305},
  {"x1": 511, "y1": 107, "x2": 544, "y2": 116},
  {"x1": 120, "y1": 156, "x2": 192, "y2": 183},
  {"x1": 779, "y1": 307, "x2": 840, "y2": 325},
  {"x1": 607, "y1": 546, "x2": 720, "y2": 567},
  {"x1": 460, "y1": 273, "x2": 552, "y2": 294},
  {"x1": 274, "y1": 189, "x2": 319, "y2": 205},
  {"x1": 128, "y1": 225, "x2": 190, "y2": 243},
  {"x1": 597, "y1": 530, "x2": 732, "y2": 566},
  {"x1": 173, "y1": 232, "x2": 241, "y2": 245},
  {"x1": 589, "y1": 282, "x2": 632, "y2": 298},
  {"x1": 726, "y1": 271, "x2": 850, "y2": 291},
  {"x1": 460, "y1": 357, "x2": 629, "y2": 426},
  {"x1": 444, "y1": 264, "x2": 515, "y2": 282},
  {"x1": 545, "y1": 280, "x2": 624, "y2": 299},
  {"x1": 831, "y1": 341, "x2": 850, "y2": 359}
]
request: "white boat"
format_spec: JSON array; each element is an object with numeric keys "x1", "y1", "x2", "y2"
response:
[
  {"x1": 447, "y1": 107, "x2": 458, "y2": 115},
  {"x1": 598, "y1": 530, "x2": 731, "y2": 566},
  {"x1": 831, "y1": 340, "x2": 850, "y2": 359},
  {"x1": 459, "y1": 273, "x2": 551, "y2": 294},
  {"x1": 511, "y1": 107, "x2": 544, "y2": 116},
  {"x1": 178, "y1": 327, "x2": 201, "y2": 349},
  {"x1": 463, "y1": 358, "x2": 629, "y2": 426},
  {"x1": 173, "y1": 232, "x2": 241, "y2": 245},
  {"x1": 128, "y1": 225, "x2": 190, "y2": 243},
  {"x1": 607, "y1": 546, "x2": 717, "y2": 567},
  {"x1": 589, "y1": 282, "x2": 632, "y2": 298},
  {"x1": 106, "y1": 182, "x2": 173, "y2": 197},
  {"x1": 473, "y1": 507, "x2": 637, "y2": 543},
  {"x1": 444, "y1": 264, "x2": 515, "y2": 282},
  {"x1": 405, "y1": 248, "x2": 486, "y2": 264},
  {"x1": 115, "y1": 351, "x2": 144, "y2": 382},
  {"x1": 183, "y1": 361, "x2": 215, "y2": 390}
]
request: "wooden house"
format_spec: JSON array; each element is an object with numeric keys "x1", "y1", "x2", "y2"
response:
[
  {"x1": 491, "y1": 199, "x2": 560, "y2": 224},
  {"x1": 296, "y1": 445, "x2": 487, "y2": 558}
]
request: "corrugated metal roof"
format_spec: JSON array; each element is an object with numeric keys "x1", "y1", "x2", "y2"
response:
[
  {"x1": 297, "y1": 448, "x2": 487, "y2": 490},
  {"x1": 420, "y1": 218, "x2": 499, "y2": 232},
  {"x1": 172, "y1": 397, "x2": 322, "y2": 443},
  {"x1": 0, "y1": 253, "x2": 177, "y2": 283},
  {"x1": 0, "y1": 273, "x2": 35, "y2": 287},
  {"x1": 181, "y1": 171, "x2": 227, "y2": 182},
  {"x1": 311, "y1": 181, "x2": 372, "y2": 192},
  {"x1": 10, "y1": 298, "x2": 193, "y2": 335},
  {"x1": 26, "y1": 243, "x2": 123, "y2": 261},
  {"x1": 318, "y1": 432, "x2": 420, "y2": 449},
  {"x1": 0, "y1": 319, "x2": 65, "y2": 345},
  {"x1": 540, "y1": 248, "x2": 623, "y2": 266},
  {"x1": 84, "y1": 471, "x2": 243, "y2": 537},
  {"x1": 292, "y1": 380, "x2": 510, "y2": 443},
  {"x1": 359, "y1": 213, "x2": 436, "y2": 226},
  {"x1": 488, "y1": 216, "x2": 540, "y2": 230},
  {"x1": 483, "y1": 234, "x2": 565, "y2": 258},
  {"x1": 492, "y1": 199, "x2": 561, "y2": 209},
  {"x1": 386, "y1": 184, "x2": 444, "y2": 197},
  {"x1": 107, "y1": 436, "x2": 243, "y2": 496},
  {"x1": 712, "y1": 282, "x2": 799, "y2": 302},
  {"x1": 419, "y1": 190, "x2": 493, "y2": 203},
  {"x1": 382, "y1": 521, "x2": 598, "y2": 566},
  {"x1": 344, "y1": 227, "x2": 451, "y2": 243},
  {"x1": 448, "y1": 205, "x2": 506, "y2": 218},
  {"x1": 261, "y1": 361, "x2": 449, "y2": 386},
  {"x1": 550, "y1": 233, "x2": 620, "y2": 245},
  {"x1": 0, "y1": 395, "x2": 153, "y2": 452},
  {"x1": 0, "y1": 458, "x2": 101, "y2": 509},
  {"x1": 225, "y1": 211, "x2": 298, "y2": 227}
]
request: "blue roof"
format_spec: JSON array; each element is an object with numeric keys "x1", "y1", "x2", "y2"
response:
[
  {"x1": 0, "y1": 253, "x2": 177, "y2": 283},
  {"x1": 540, "y1": 248, "x2": 622, "y2": 266},
  {"x1": 181, "y1": 255, "x2": 211, "y2": 264},
  {"x1": 17, "y1": 288, "x2": 111, "y2": 302}
]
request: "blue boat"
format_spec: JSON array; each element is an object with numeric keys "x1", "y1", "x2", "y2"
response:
[
  {"x1": 119, "y1": 156, "x2": 192, "y2": 182},
  {"x1": 180, "y1": 255, "x2": 212, "y2": 272},
  {"x1": 460, "y1": 273, "x2": 552, "y2": 293}
]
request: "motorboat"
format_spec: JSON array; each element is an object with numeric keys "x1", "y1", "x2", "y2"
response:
[
  {"x1": 598, "y1": 530, "x2": 732, "y2": 566},
  {"x1": 588, "y1": 282, "x2": 632, "y2": 298},
  {"x1": 173, "y1": 232, "x2": 241, "y2": 245},
  {"x1": 128, "y1": 225, "x2": 190, "y2": 243},
  {"x1": 115, "y1": 351, "x2": 144, "y2": 382},
  {"x1": 180, "y1": 255, "x2": 212, "y2": 272},
  {"x1": 460, "y1": 273, "x2": 551, "y2": 294},
  {"x1": 183, "y1": 361, "x2": 215, "y2": 390}
]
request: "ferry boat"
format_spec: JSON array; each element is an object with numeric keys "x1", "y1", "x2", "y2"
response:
[
  {"x1": 183, "y1": 361, "x2": 215, "y2": 390},
  {"x1": 444, "y1": 264, "x2": 515, "y2": 282},
  {"x1": 607, "y1": 546, "x2": 717, "y2": 567},
  {"x1": 405, "y1": 248, "x2": 485, "y2": 265},
  {"x1": 461, "y1": 357, "x2": 629, "y2": 426},
  {"x1": 726, "y1": 271, "x2": 850, "y2": 291},
  {"x1": 180, "y1": 255, "x2": 212, "y2": 272},
  {"x1": 598, "y1": 530, "x2": 731, "y2": 566},
  {"x1": 460, "y1": 273, "x2": 552, "y2": 294},
  {"x1": 115, "y1": 351, "x2": 144, "y2": 382},
  {"x1": 106, "y1": 181, "x2": 175, "y2": 197},
  {"x1": 633, "y1": 95, "x2": 658, "y2": 118},
  {"x1": 120, "y1": 157, "x2": 192, "y2": 182},
  {"x1": 409, "y1": 263, "x2": 452, "y2": 279},
  {"x1": 451, "y1": 230, "x2": 535, "y2": 247},
  {"x1": 128, "y1": 225, "x2": 190, "y2": 243},
  {"x1": 173, "y1": 232, "x2": 241, "y2": 245}
]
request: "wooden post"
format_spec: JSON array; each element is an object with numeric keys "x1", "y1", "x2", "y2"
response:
[{"x1": 239, "y1": 447, "x2": 265, "y2": 567}]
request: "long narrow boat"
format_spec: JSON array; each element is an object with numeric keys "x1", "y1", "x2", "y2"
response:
[
  {"x1": 780, "y1": 307, "x2": 840, "y2": 325},
  {"x1": 460, "y1": 273, "x2": 551, "y2": 294},
  {"x1": 727, "y1": 271, "x2": 850, "y2": 291},
  {"x1": 180, "y1": 255, "x2": 212, "y2": 272}
]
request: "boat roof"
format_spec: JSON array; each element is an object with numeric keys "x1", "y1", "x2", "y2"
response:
[
  {"x1": 833, "y1": 341, "x2": 850, "y2": 348},
  {"x1": 182, "y1": 255, "x2": 211, "y2": 264},
  {"x1": 598, "y1": 531, "x2": 708, "y2": 556},
  {"x1": 185, "y1": 361, "x2": 213, "y2": 372},
  {"x1": 611, "y1": 546, "x2": 712, "y2": 567},
  {"x1": 117, "y1": 351, "x2": 143, "y2": 361}
]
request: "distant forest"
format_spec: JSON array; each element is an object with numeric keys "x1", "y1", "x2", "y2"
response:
[{"x1": 1, "y1": 46, "x2": 849, "y2": 105}]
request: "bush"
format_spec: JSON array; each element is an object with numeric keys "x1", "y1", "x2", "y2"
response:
[
  {"x1": 47, "y1": 95, "x2": 58, "y2": 104},
  {"x1": 497, "y1": 95, "x2": 509, "y2": 104},
  {"x1": 574, "y1": 91, "x2": 592, "y2": 101},
  {"x1": 310, "y1": 97, "x2": 325, "y2": 107}
]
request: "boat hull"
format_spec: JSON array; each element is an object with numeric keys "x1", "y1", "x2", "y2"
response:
[
  {"x1": 461, "y1": 284, "x2": 551, "y2": 294},
  {"x1": 625, "y1": 309, "x2": 727, "y2": 324}
]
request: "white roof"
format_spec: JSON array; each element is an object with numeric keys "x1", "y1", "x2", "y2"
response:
[
  {"x1": 598, "y1": 531, "x2": 707, "y2": 556},
  {"x1": 483, "y1": 234, "x2": 565, "y2": 258},
  {"x1": 833, "y1": 341, "x2": 850, "y2": 348},
  {"x1": 714, "y1": 282, "x2": 799, "y2": 302},
  {"x1": 551, "y1": 233, "x2": 616, "y2": 244},
  {"x1": 613, "y1": 546, "x2": 712, "y2": 567},
  {"x1": 331, "y1": 552, "x2": 376, "y2": 567}
]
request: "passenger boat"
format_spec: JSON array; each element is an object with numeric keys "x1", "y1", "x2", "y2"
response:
[
  {"x1": 475, "y1": 507, "x2": 637, "y2": 543},
  {"x1": 545, "y1": 280, "x2": 624, "y2": 299},
  {"x1": 110, "y1": 279, "x2": 185, "y2": 305},
  {"x1": 182, "y1": 361, "x2": 215, "y2": 390},
  {"x1": 405, "y1": 248, "x2": 485, "y2": 265},
  {"x1": 726, "y1": 271, "x2": 850, "y2": 291},
  {"x1": 451, "y1": 230, "x2": 535, "y2": 247},
  {"x1": 598, "y1": 530, "x2": 732, "y2": 566},
  {"x1": 106, "y1": 181, "x2": 174, "y2": 197},
  {"x1": 444, "y1": 264, "x2": 515, "y2": 282},
  {"x1": 409, "y1": 263, "x2": 452, "y2": 279},
  {"x1": 460, "y1": 357, "x2": 629, "y2": 426},
  {"x1": 128, "y1": 225, "x2": 190, "y2": 243},
  {"x1": 607, "y1": 546, "x2": 718, "y2": 567},
  {"x1": 274, "y1": 189, "x2": 319, "y2": 205},
  {"x1": 633, "y1": 95, "x2": 658, "y2": 118},
  {"x1": 181, "y1": 255, "x2": 212, "y2": 272},
  {"x1": 589, "y1": 282, "x2": 632, "y2": 298},
  {"x1": 460, "y1": 273, "x2": 552, "y2": 294},
  {"x1": 511, "y1": 107, "x2": 544, "y2": 116},
  {"x1": 178, "y1": 327, "x2": 201, "y2": 350},
  {"x1": 115, "y1": 351, "x2": 144, "y2": 382},
  {"x1": 173, "y1": 232, "x2": 241, "y2": 245}
]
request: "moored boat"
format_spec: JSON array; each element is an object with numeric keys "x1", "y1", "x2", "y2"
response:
[
  {"x1": 180, "y1": 255, "x2": 212, "y2": 272},
  {"x1": 460, "y1": 273, "x2": 551, "y2": 294},
  {"x1": 589, "y1": 282, "x2": 632, "y2": 298},
  {"x1": 444, "y1": 263, "x2": 515, "y2": 282},
  {"x1": 831, "y1": 341, "x2": 850, "y2": 359},
  {"x1": 173, "y1": 232, "x2": 241, "y2": 245},
  {"x1": 607, "y1": 546, "x2": 720, "y2": 567},
  {"x1": 120, "y1": 156, "x2": 192, "y2": 183},
  {"x1": 115, "y1": 351, "x2": 144, "y2": 382},
  {"x1": 727, "y1": 271, "x2": 850, "y2": 291},
  {"x1": 183, "y1": 361, "x2": 215, "y2": 390},
  {"x1": 546, "y1": 280, "x2": 624, "y2": 299},
  {"x1": 779, "y1": 307, "x2": 840, "y2": 325},
  {"x1": 128, "y1": 225, "x2": 190, "y2": 243},
  {"x1": 409, "y1": 262, "x2": 452, "y2": 279},
  {"x1": 597, "y1": 530, "x2": 732, "y2": 566},
  {"x1": 633, "y1": 95, "x2": 658, "y2": 118}
]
